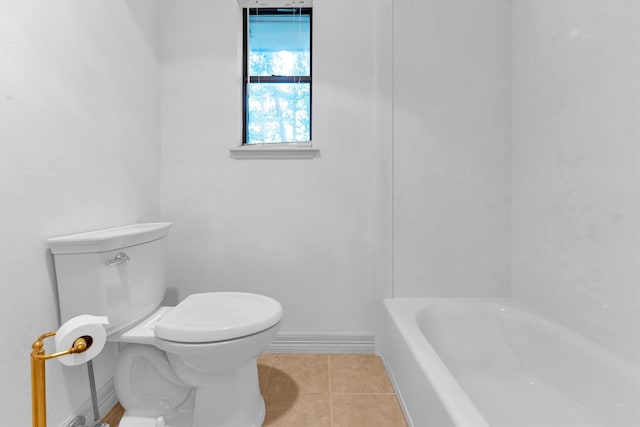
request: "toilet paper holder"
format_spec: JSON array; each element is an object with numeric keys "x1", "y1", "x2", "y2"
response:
[{"x1": 31, "y1": 331, "x2": 92, "y2": 427}]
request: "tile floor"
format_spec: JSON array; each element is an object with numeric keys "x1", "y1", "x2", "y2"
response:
[{"x1": 102, "y1": 353, "x2": 408, "y2": 427}]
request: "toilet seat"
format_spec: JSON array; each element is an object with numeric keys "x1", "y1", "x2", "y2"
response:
[{"x1": 154, "y1": 292, "x2": 283, "y2": 343}]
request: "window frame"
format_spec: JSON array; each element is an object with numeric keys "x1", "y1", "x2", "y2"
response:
[{"x1": 242, "y1": 7, "x2": 313, "y2": 145}]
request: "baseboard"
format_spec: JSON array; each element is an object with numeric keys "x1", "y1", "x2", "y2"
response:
[
  {"x1": 58, "y1": 379, "x2": 118, "y2": 427},
  {"x1": 266, "y1": 332, "x2": 376, "y2": 353}
]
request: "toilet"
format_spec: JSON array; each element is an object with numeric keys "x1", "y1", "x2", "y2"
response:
[{"x1": 47, "y1": 223, "x2": 282, "y2": 427}]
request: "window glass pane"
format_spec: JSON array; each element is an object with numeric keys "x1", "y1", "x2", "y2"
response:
[
  {"x1": 249, "y1": 13, "x2": 310, "y2": 76},
  {"x1": 247, "y1": 83, "x2": 310, "y2": 144}
]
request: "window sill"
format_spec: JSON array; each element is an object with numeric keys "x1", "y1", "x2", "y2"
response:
[{"x1": 229, "y1": 145, "x2": 319, "y2": 159}]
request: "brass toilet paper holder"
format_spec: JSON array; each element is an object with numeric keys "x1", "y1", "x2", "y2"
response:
[{"x1": 31, "y1": 332, "x2": 92, "y2": 427}]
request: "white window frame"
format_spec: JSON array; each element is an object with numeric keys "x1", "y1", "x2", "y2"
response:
[{"x1": 231, "y1": 0, "x2": 318, "y2": 159}]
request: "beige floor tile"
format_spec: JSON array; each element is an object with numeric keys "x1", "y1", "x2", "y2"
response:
[
  {"x1": 332, "y1": 393, "x2": 408, "y2": 427},
  {"x1": 266, "y1": 354, "x2": 329, "y2": 395},
  {"x1": 258, "y1": 352, "x2": 276, "y2": 365},
  {"x1": 264, "y1": 392, "x2": 332, "y2": 427},
  {"x1": 330, "y1": 354, "x2": 394, "y2": 394},
  {"x1": 258, "y1": 353, "x2": 276, "y2": 394}
]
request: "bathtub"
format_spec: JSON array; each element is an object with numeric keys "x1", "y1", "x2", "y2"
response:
[{"x1": 382, "y1": 298, "x2": 640, "y2": 427}]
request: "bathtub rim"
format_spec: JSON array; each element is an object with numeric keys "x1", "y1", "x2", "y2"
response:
[{"x1": 383, "y1": 297, "x2": 492, "y2": 427}]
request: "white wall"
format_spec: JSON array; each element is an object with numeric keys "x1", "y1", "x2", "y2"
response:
[
  {"x1": 3, "y1": 1, "x2": 638, "y2": 424},
  {"x1": 392, "y1": 0, "x2": 512, "y2": 297},
  {"x1": 0, "y1": 1, "x2": 161, "y2": 425},
  {"x1": 512, "y1": 0, "x2": 640, "y2": 365},
  {"x1": 160, "y1": 0, "x2": 378, "y2": 333}
]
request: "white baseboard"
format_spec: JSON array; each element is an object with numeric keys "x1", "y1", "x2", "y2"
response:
[
  {"x1": 58, "y1": 379, "x2": 118, "y2": 427},
  {"x1": 266, "y1": 332, "x2": 376, "y2": 354}
]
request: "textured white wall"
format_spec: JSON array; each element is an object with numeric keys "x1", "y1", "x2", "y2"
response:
[
  {"x1": 512, "y1": 0, "x2": 640, "y2": 365},
  {"x1": 392, "y1": 0, "x2": 512, "y2": 297},
  {"x1": 160, "y1": 0, "x2": 378, "y2": 333},
  {"x1": 0, "y1": 1, "x2": 160, "y2": 425}
]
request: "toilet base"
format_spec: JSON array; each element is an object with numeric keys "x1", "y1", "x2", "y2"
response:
[
  {"x1": 118, "y1": 393, "x2": 194, "y2": 427},
  {"x1": 165, "y1": 356, "x2": 266, "y2": 427},
  {"x1": 155, "y1": 323, "x2": 280, "y2": 427},
  {"x1": 118, "y1": 414, "x2": 168, "y2": 427},
  {"x1": 118, "y1": 399, "x2": 265, "y2": 427},
  {"x1": 118, "y1": 358, "x2": 267, "y2": 427}
]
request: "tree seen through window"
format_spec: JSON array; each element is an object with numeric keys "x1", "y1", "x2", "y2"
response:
[{"x1": 244, "y1": 9, "x2": 312, "y2": 144}]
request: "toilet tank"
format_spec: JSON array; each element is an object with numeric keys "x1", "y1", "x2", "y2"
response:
[{"x1": 48, "y1": 223, "x2": 172, "y2": 334}]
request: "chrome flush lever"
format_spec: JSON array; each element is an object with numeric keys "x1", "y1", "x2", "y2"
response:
[{"x1": 105, "y1": 252, "x2": 130, "y2": 267}]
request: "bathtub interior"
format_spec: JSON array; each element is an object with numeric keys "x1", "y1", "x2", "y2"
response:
[{"x1": 385, "y1": 299, "x2": 640, "y2": 427}]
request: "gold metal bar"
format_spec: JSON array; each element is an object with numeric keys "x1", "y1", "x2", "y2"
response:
[
  {"x1": 31, "y1": 337, "x2": 47, "y2": 427},
  {"x1": 30, "y1": 332, "x2": 91, "y2": 427}
]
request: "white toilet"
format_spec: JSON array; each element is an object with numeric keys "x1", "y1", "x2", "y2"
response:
[{"x1": 48, "y1": 222, "x2": 282, "y2": 427}]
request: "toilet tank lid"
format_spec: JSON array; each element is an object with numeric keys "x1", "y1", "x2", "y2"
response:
[{"x1": 47, "y1": 222, "x2": 172, "y2": 254}]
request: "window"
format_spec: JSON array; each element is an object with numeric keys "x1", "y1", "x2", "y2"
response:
[{"x1": 243, "y1": 7, "x2": 312, "y2": 145}]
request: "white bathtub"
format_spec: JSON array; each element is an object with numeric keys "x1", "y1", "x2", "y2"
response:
[{"x1": 382, "y1": 298, "x2": 640, "y2": 427}]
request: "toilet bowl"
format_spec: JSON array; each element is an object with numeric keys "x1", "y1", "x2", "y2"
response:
[
  {"x1": 48, "y1": 223, "x2": 283, "y2": 427},
  {"x1": 113, "y1": 292, "x2": 281, "y2": 427}
]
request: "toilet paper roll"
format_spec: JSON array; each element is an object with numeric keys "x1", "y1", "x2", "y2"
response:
[{"x1": 54, "y1": 315, "x2": 108, "y2": 366}]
